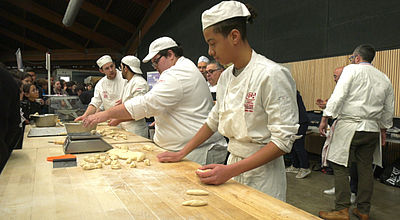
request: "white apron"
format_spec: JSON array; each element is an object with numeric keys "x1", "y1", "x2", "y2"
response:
[
  {"x1": 218, "y1": 67, "x2": 286, "y2": 201},
  {"x1": 326, "y1": 117, "x2": 382, "y2": 167}
]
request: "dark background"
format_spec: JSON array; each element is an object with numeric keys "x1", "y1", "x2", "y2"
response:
[{"x1": 136, "y1": 0, "x2": 400, "y2": 73}]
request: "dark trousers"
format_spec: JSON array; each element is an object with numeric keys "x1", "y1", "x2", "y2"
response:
[
  {"x1": 289, "y1": 123, "x2": 309, "y2": 169},
  {"x1": 331, "y1": 131, "x2": 379, "y2": 214}
]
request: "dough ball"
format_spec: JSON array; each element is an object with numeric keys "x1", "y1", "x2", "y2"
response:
[
  {"x1": 186, "y1": 189, "x2": 209, "y2": 196},
  {"x1": 111, "y1": 164, "x2": 121, "y2": 169},
  {"x1": 94, "y1": 154, "x2": 100, "y2": 159},
  {"x1": 110, "y1": 155, "x2": 119, "y2": 160},
  {"x1": 99, "y1": 156, "x2": 106, "y2": 162},
  {"x1": 144, "y1": 159, "x2": 151, "y2": 166},
  {"x1": 95, "y1": 162, "x2": 103, "y2": 169},
  {"x1": 142, "y1": 145, "x2": 153, "y2": 151},
  {"x1": 104, "y1": 159, "x2": 111, "y2": 165},
  {"x1": 130, "y1": 162, "x2": 137, "y2": 168},
  {"x1": 111, "y1": 160, "x2": 119, "y2": 166},
  {"x1": 182, "y1": 200, "x2": 208, "y2": 207}
]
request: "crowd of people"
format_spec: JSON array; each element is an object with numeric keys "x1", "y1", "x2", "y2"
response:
[{"x1": 0, "y1": 1, "x2": 395, "y2": 220}]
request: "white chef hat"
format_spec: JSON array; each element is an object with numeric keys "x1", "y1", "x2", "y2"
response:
[
  {"x1": 202, "y1": 1, "x2": 251, "y2": 30},
  {"x1": 197, "y1": 56, "x2": 210, "y2": 64},
  {"x1": 142, "y1": 37, "x2": 178, "y2": 63},
  {"x1": 96, "y1": 55, "x2": 113, "y2": 68},
  {"x1": 121, "y1": 55, "x2": 143, "y2": 74}
]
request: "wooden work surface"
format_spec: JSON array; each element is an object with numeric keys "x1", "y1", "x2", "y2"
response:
[{"x1": 0, "y1": 126, "x2": 320, "y2": 220}]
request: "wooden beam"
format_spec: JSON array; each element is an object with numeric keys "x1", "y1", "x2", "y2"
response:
[
  {"x1": 7, "y1": 0, "x2": 122, "y2": 50},
  {"x1": 126, "y1": 0, "x2": 171, "y2": 54},
  {"x1": 0, "y1": 27, "x2": 47, "y2": 52},
  {"x1": 0, "y1": 9, "x2": 84, "y2": 51},
  {"x1": 84, "y1": 0, "x2": 114, "y2": 48},
  {"x1": 131, "y1": 0, "x2": 152, "y2": 8},
  {"x1": 0, "y1": 48, "x2": 121, "y2": 62},
  {"x1": 77, "y1": 0, "x2": 136, "y2": 33}
]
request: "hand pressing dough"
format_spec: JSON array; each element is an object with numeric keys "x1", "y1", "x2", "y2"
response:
[
  {"x1": 182, "y1": 200, "x2": 208, "y2": 207},
  {"x1": 130, "y1": 161, "x2": 137, "y2": 168},
  {"x1": 144, "y1": 159, "x2": 151, "y2": 166},
  {"x1": 186, "y1": 189, "x2": 209, "y2": 196}
]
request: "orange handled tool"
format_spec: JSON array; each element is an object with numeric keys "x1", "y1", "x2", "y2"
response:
[{"x1": 47, "y1": 154, "x2": 76, "y2": 162}]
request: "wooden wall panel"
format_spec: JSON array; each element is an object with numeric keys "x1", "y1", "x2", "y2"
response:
[{"x1": 286, "y1": 49, "x2": 400, "y2": 117}]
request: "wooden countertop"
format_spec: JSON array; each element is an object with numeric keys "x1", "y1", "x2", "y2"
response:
[{"x1": 0, "y1": 126, "x2": 320, "y2": 219}]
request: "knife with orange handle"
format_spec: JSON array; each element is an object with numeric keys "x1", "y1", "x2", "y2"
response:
[{"x1": 47, "y1": 154, "x2": 76, "y2": 162}]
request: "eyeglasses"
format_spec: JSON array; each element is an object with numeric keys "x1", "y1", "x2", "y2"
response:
[
  {"x1": 206, "y1": 68, "x2": 221, "y2": 75},
  {"x1": 349, "y1": 55, "x2": 357, "y2": 62},
  {"x1": 151, "y1": 55, "x2": 163, "y2": 69}
]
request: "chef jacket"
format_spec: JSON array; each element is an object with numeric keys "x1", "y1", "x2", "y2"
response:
[
  {"x1": 124, "y1": 56, "x2": 227, "y2": 165},
  {"x1": 323, "y1": 63, "x2": 394, "y2": 167},
  {"x1": 205, "y1": 50, "x2": 299, "y2": 201},
  {"x1": 120, "y1": 74, "x2": 149, "y2": 138},
  {"x1": 89, "y1": 70, "x2": 126, "y2": 110}
]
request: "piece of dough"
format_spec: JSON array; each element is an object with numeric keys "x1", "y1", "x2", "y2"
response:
[
  {"x1": 104, "y1": 159, "x2": 111, "y2": 165},
  {"x1": 196, "y1": 169, "x2": 212, "y2": 173},
  {"x1": 111, "y1": 164, "x2": 121, "y2": 169},
  {"x1": 130, "y1": 161, "x2": 137, "y2": 168},
  {"x1": 82, "y1": 163, "x2": 96, "y2": 170},
  {"x1": 142, "y1": 145, "x2": 152, "y2": 151},
  {"x1": 111, "y1": 160, "x2": 119, "y2": 166},
  {"x1": 94, "y1": 154, "x2": 100, "y2": 159},
  {"x1": 186, "y1": 189, "x2": 209, "y2": 196},
  {"x1": 144, "y1": 159, "x2": 151, "y2": 166},
  {"x1": 84, "y1": 156, "x2": 97, "y2": 163},
  {"x1": 95, "y1": 162, "x2": 103, "y2": 169},
  {"x1": 110, "y1": 155, "x2": 119, "y2": 160},
  {"x1": 182, "y1": 200, "x2": 208, "y2": 207},
  {"x1": 99, "y1": 155, "x2": 106, "y2": 162}
]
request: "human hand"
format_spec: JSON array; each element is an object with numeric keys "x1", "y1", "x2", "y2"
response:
[
  {"x1": 196, "y1": 164, "x2": 233, "y2": 185},
  {"x1": 319, "y1": 117, "x2": 328, "y2": 136},
  {"x1": 381, "y1": 129, "x2": 386, "y2": 146},
  {"x1": 316, "y1": 98, "x2": 327, "y2": 109},
  {"x1": 115, "y1": 99, "x2": 122, "y2": 105},
  {"x1": 82, "y1": 112, "x2": 108, "y2": 127},
  {"x1": 157, "y1": 151, "x2": 185, "y2": 163},
  {"x1": 74, "y1": 115, "x2": 87, "y2": 122},
  {"x1": 108, "y1": 119, "x2": 121, "y2": 126}
]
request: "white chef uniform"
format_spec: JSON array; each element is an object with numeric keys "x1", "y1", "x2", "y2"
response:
[
  {"x1": 323, "y1": 63, "x2": 394, "y2": 167},
  {"x1": 89, "y1": 70, "x2": 126, "y2": 110},
  {"x1": 120, "y1": 74, "x2": 149, "y2": 138},
  {"x1": 124, "y1": 56, "x2": 227, "y2": 165},
  {"x1": 206, "y1": 50, "x2": 299, "y2": 201}
]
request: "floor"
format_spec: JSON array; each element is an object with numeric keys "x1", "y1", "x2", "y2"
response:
[{"x1": 285, "y1": 156, "x2": 400, "y2": 219}]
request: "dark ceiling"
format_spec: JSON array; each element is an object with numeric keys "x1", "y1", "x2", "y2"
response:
[{"x1": 0, "y1": 0, "x2": 171, "y2": 71}]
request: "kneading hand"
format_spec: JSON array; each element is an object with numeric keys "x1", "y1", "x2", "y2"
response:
[
  {"x1": 74, "y1": 115, "x2": 87, "y2": 122},
  {"x1": 83, "y1": 112, "x2": 108, "y2": 127},
  {"x1": 108, "y1": 119, "x2": 121, "y2": 126},
  {"x1": 196, "y1": 164, "x2": 233, "y2": 185},
  {"x1": 157, "y1": 151, "x2": 184, "y2": 163}
]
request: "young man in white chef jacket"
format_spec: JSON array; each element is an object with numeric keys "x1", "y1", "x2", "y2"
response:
[
  {"x1": 106, "y1": 55, "x2": 149, "y2": 138},
  {"x1": 157, "y1": 1, "x2": 300, "y2": 202},
  {"x1": 318, "y1": 44, "x2": 394, "y2": 220},
  {"x1": 75, "y1": 55, "x2": 126, "y2": 121},
  {"x1": 83, "y1": 37, "x2": 228, "y2": 165}
]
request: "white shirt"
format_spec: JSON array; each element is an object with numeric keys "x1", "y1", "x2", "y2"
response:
[
  {"x1": 120, "y1": 74, "x2": 149, "y2": 137},
  {"x1": 209, "y1": 84, "x2": 217, "y2": 93},
  {"x1": 89, "y1": 70, "x2": 126, "y2": 110},
  {"x1": 323, "y1": 63, "x2": 394, "y2": 167},
  {"x1": 324, "y1": 64, "x2": 394, "y2": 131},
  {"x1": 124, "y1": 57, "x2": 225, "y2": 152},
  {"x1": 205, "y1": 50, "x2": 299, "y2": 201},
  {"x1": 206, "y1": 51, "x2": 299, "y2": 154}
]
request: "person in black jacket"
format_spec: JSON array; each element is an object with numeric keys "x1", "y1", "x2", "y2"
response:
[
  {"x1": 20, "y1": 83, "x2": 42, "y2": 124},
  {"x1": 286, "y1": 90, "x2": 311, "y2": 178},
  {"x1": 0, "y1": 67, "x2": 20, "y2": 173}
]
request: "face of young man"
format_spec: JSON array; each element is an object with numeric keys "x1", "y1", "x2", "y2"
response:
[
  {"x1": 100, "y1": 62, "x2": 117, "y2": 80},
  {"x1": 203, "y1": 27, "x2": 236, "y2": 66}
]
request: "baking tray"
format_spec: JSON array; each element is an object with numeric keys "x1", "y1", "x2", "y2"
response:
[{"x1": 27, "y1": 127, "x2": 67, "y2": 137}]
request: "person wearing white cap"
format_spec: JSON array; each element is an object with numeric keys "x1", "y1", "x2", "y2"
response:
[
  {"x1": 157, "y1": 1, "x2": 299, "y2": 202},
  {"x1": 105, "y1": 55, "x2": 149, "y2": 138},
  {"x1": 83, "y1": 37, "x2": 228, "y2": 165},
  {"x1": 197, "y1": 56, "x2": 210, "y2": 80},
  {"x1": 75, "y1": 55, "x2": 126, "y2": 121}
]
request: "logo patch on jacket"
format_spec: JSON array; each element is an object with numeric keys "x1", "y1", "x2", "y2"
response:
[{"x1": 245, "y1": 92, "x2": 256, "y2": 112}]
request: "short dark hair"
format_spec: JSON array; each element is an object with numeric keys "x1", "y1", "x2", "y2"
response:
[
  {"x1": 353, "y1": 44, "x2": 376, "y2": 63},
  {"x1": 158, "y1": 45, "x2": 184, "y2": 58},
  {"x1": 208, "y1": 60, "x2": 224, "y2": 70},
  {"x1": 23, "y1": 73, "x2": 32, "y2": 80},
  {"x1": 210, "y1": 3, "x2": 257, "y2": 41},
  {"x1": 22, "y1": 83, "x2": 34, "y2": 93}
]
